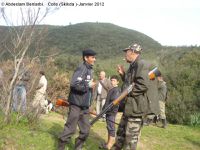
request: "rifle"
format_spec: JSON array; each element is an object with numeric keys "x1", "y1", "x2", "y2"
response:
[
  {"x1": 90, "y1": 67, "x2": 158, "y2": 126},
  {"x1": 90, "y1": 84, "x2": 133, "y2": 126},
  {"x1": 56, "y1": 98, "x2": 69, "y2": 107},
  {"x1": 56, "y1": 98, "x2": 120, "y2": 125}
]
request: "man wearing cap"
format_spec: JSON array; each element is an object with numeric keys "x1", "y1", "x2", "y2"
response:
[
  {"x1": 157, "y1": 70, "x2": 168, "y2": 128},
  {"x1": 58, "y1": 49, "x2": 96, "y2": 150},
  {"x1": 113, "y1": 43, "x2": 150, "y2": 150}
]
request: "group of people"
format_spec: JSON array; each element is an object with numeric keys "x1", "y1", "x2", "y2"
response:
[
  {"x1": 11, "y1": 60, "x2": 50, "y2": 114},
  {"x1": 58, "y1": 43, "x2": 168, "y2": 150}
]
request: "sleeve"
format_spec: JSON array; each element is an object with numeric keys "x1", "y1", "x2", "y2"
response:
[
  {"x1": 106, "y1": 79, "x2": 113, "y2": 91},
  {"x1": 70, "y1": 65, "x2": 88, "y2": 93},
  {"x1": 131, "y1": 63, "x2": 148, "y2": 96},
  {"x1": 110, "y1": 88, "x2": 120, "y2": 102},
  {"x1": 159, "y1": 83, "x2": 167, "y2": 101},
  {"x1": 120, "y1": 73, "x2": 126, "y2": 82}
]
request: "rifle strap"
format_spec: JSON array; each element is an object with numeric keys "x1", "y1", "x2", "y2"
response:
[{"x1": 99, "y1": 80, "x2": 109, "y2": 92}]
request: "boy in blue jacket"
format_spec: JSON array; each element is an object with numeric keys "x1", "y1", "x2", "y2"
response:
[{"x1": 101, "y1": 75, "x2": 120, "y2": 149}]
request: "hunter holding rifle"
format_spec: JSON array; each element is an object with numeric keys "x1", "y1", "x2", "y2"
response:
[
  {"x1": 58, "y1": 49, "x2": 96, "y2": 150},
  {"x1": 112, "y1": 43, "x2": 159, "y2": 150}
]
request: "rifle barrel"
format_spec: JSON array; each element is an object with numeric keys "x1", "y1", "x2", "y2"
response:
[
  {"x1": 90, "y1": 103, "x2": 113, "y2": 125},
  {"x1": 90, "y1": 84, "x2": 133, "y2": 126}
]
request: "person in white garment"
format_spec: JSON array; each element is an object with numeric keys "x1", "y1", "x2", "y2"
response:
[{"x1": 32, "y1": 70, "x2": 48, "y2": 113}]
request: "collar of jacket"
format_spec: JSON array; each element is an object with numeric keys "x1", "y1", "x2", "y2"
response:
[{"x1": 84, "y1": 62, "x2": 93, "y2": 69}]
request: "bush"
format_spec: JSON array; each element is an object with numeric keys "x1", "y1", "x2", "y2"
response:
[
  {"x1": 190, "y1": 113, "x2": 200, "y2": 126},
  {"x1": 161, "y1": 49, "x2": 200, "y2": 125}
]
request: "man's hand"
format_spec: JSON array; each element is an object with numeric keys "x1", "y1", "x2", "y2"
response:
[
  {"x1": 117, "y1": 65, "x2": 125, "y2": 75},
  {"x1": 88, "y1": 79, "x2": 96, "y2": 88}
]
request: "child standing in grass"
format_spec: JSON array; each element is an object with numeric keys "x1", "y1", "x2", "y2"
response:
[{"x1": 100, "y1": 75, "x2": 121, "y2": 150}]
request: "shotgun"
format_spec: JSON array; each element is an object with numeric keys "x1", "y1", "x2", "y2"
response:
[
  {"x1": 56, "y1": 98, "x2": 119, "y2": 125},
  {"x1": 90, "y1": 84, "x2": 133, "y2": 126}
]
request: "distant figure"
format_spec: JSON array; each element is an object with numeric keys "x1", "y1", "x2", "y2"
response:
[
  {"x1": 12, "y1": 61, "x2": 30, "y2": 113},
  {"x1": 100, "y1": 75, "x2": 120, "y2": 150},
  {"x1": 32, "y1": 71, "x2": 48, "y2": 113},
  {"x1": 58, "y1": 49, "x2": 96, "y2": 150},
  {"x1": 157, "y1": 71, "x2": 168, "y2": 128},
  {"x1": 94, "y1": 71, "x2": 112, "y2": 116}
]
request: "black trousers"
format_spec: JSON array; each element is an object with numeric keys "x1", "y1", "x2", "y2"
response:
[
  {"x1": 58, "y1": 105, "x2": 90, "y2": 150},
  {"x1": 106, "y1": 114, "x2": 117, "y2": 137}
]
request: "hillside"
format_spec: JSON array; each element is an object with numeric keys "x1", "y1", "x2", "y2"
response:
[
  {"x1": 44, "y1": 22, "x2": 162, "y2": 57},
  {"x1": 0, "y1": 22, "x2": 162, "y2": 59}
]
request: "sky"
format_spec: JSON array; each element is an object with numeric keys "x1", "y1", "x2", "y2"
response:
[{"x1": 0, "y1": 0, "x2": 200, "y2": 46}]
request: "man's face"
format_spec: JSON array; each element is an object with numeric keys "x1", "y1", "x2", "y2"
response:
[
  {"x1": 85, "y1": 56, "x2": 96, "y2": 65},
  {"x1": 124, "y1": 49, "x2": 135, "y2": 63},
  {"x1": 99, "y1": 71, "x2": 106, "y2": 80}
]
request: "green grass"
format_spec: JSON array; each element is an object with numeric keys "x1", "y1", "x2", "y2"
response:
[
  {"x1": 139, "y1": 124, "x2": 200, "y2": 150},
  {"x1": 0, "y1": 112, "x2": 200, "y2": 150}
]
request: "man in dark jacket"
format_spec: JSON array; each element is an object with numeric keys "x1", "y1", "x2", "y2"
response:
[
  {"x1": 112, "y1": 43, "x2": 154, "y2": 150},
  {"x1": 58, "y1": 49, "x2": 96, "y2": 150}
]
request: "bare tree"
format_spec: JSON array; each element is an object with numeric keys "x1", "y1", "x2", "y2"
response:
[{"x1": 0, "y1": 7, "x2": 57, "y2": 123}]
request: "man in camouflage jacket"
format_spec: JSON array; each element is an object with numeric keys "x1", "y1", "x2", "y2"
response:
[{"x1": 112, "y1": 43, "x2": 159, "y2": 150}]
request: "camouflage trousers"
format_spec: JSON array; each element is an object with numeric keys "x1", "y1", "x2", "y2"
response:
[
  {"x1": 159, "y1": 101, "x2": 166, "y2": 119},
  {"x1": 112, "y1": 115, "x2": 143, "y2": 150}
]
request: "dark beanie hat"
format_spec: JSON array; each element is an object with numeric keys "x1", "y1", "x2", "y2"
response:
[{"x1": 82, "y1": 49, "x2": 96, "y2": 57}]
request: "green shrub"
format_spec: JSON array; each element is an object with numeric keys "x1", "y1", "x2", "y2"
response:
[
  {"x1": 161, "y1": 50, "x2": 200, "y2": 125},
  {"x1": 190, "y1": 113, "x2": 200, "y2": 126}
]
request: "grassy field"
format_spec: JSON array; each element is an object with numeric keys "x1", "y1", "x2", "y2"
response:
[{"x1": 0, "y1": 112, "x2": 200, "y2": 150}]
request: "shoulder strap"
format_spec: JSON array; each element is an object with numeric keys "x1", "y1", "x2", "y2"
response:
[{"x1": 99, "y1": 80, "x2": 109, "y2": 92}]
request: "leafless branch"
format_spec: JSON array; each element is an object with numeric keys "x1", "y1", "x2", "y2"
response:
[{"x1": 1, "y1": 7, "x2": 58, "y2": 123}]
